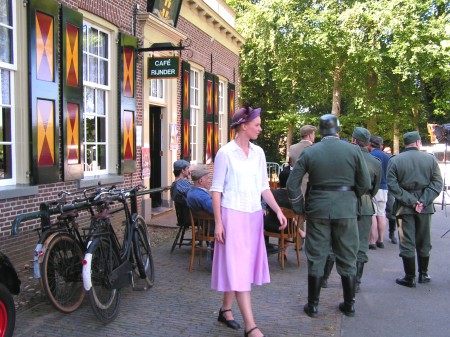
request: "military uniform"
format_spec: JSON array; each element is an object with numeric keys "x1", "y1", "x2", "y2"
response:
[
  {"x1": 351, "y1": 128, "x2": 382, "y2": 293},
  {"x1": 387, "y1": 131, "x2": 442, "y2": 287},
  {"x1": 286, "y1": 114, "x2": 371, "y2": 317}
]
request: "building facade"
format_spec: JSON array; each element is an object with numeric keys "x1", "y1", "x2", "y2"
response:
[{"x1": 0, "y1": 0, "x2": 244, "y2": 265}]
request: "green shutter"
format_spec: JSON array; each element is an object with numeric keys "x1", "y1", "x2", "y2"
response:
[
  {"x1": 212, "y1": 75, "x2": 219, "y2": 160},
  {"x1": 181, "y1": 61, "x2": 191, "y2": 161},
  {"x1": 204, "y1": 72, "x2": 214, "y2": 164},
  {"x1": 61, "y1": 5, "x2": 84, "y2": 181},
  {"x1": 28, "y1": 0, "x2": 60, "y2": 185},
  {"x1": 118, "y1": 33, "x2": 138, "y2": 174}
]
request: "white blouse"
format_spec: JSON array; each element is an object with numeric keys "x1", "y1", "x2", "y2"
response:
[{"x1": 210, "y1": 140, "x2": 270, "y2": 212}]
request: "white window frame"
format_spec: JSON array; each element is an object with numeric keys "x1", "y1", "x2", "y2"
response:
[
  {"x1": 82, "y1": 21, "x2": 111, "y2": 176},
  {"x1": 189, "y1": 67, "x2": 202, "y2": 164},
  {"x1": 0, "y1": 0, "x2": 17, "y2": 186},
  {"x1": 218, "y1": 80, "x2": 226, "y2": 149},
  {"x1": 150, "y1": 78, "x2": 165, "y2": 104}
]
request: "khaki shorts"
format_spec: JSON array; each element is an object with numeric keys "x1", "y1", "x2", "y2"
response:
[{"x1": 372, "y1": 189, "x2": 388, "y2": 216}]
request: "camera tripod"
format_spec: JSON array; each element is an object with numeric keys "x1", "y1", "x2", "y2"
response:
[{"x1": 440, "y1": 142, "x2": 450, "y2": 237}]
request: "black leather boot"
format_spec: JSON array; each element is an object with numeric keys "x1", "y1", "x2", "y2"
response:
[
  {"x1": 396, "y1": 256, "x2": 416, "y2": 288},
  {"x1": 355, "y1": 261, "x2": 364, "y2": 293},
  {"x1": 339, "y1": 275, "x2": 356, "y2": 317},
  {"x1": 304, "y1": 275, "x2": 322, "y2": 318},
  {"x1": 418, "y1": 256, "x2": 431, "y2": 283},
  {"x1": 321, "y1": 257, "x2": 335, "y2": 288}
]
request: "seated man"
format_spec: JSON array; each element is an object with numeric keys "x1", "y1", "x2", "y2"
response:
[
  {"x1": 186, "y1": 169, "x2": 215, "y2": 249},
  {"x1": 170, "y1": 159, "x2": 192, "y2": 204},
  {"x1": 264, "y1": 167, "x2": 305, "y2": 253},
  {"x1": 186, "y1": 169, "x2": 213, "y2": 214}
]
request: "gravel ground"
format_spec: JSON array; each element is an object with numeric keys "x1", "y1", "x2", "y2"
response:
[{"x1": 13, "y1": 225, "x2": 178, "y2": 313}]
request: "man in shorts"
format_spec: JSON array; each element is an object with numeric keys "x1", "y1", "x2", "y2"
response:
[{"x1": 368, "y1": 136, "x2": 390, "y2": 249}]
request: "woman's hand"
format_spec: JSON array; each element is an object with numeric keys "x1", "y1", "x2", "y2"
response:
[
  {"x1": 276, "y1": 210, "x2": 288, "y2": 230},
  {"x1": 215, "y1": 222, "x2": 225, "y2": 244}
]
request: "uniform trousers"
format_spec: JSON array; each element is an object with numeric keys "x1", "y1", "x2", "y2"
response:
[
  {"x1": 305, "y1": 217, "x2": 358, "y2": 276},
  {"x1": 397, "y1": 213, "x2": 432, "y2": 258},
  {"x1": 357, "y1": 215, "x2": 372, "y2": 263}
]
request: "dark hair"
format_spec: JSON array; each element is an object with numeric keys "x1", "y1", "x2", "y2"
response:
[{"x1": 278, "y1": 167, "x2": 291, "y2": 188}]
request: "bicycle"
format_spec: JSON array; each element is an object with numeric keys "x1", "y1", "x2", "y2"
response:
[
  {"x1": 82, "y1": 184, "x2": 154, "y2": 323},
  {"x1": 11, "y1": 186, "x2": 104, "y2": 313}
]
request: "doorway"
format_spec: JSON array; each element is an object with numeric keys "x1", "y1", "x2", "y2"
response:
[{"x1": 149, "y1": 106, "x2": 162, "y2": 207}]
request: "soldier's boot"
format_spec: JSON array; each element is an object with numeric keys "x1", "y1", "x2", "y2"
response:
[
  {"x1": 388, "y1": 218, "x2": 398, "y2": 244},
  {"x1": 339, "y1": 275, "x2": 356, "y2": 317},
  {"x1": 321, "y1": 257, "x2": 335, "y2": 288},
  {"x1": 396, "y1": 256, "x2": 416, "y2": 288},
  {"x1": 418, "y1": 256, "x2": 431, "y2": 283},
  {"x1": 355, "y1": 261, "x2": 365, "y2": 293},
  {"x1": 304, "y1": 275, "x2": 322, "y2": 318}
]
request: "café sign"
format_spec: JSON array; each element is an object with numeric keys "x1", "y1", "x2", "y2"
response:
[{"x1": 148, "y1": 56, "x2": 180, "y2": 79}]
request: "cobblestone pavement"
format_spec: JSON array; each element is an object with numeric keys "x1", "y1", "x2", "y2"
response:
[
  {"x1": 13, "y1": 205, "x2": 450, "y2": 337},
  {"x1": 13, "y1": 209, "x2": 342, "y2": 337}
]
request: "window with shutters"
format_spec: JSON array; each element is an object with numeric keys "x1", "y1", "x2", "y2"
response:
[
  {"x1": 82, "y1": 22, "x2": 110, "y2": 175},
  {"x1": 189, "y1": 68, "x2": 201, "y2": 164}
]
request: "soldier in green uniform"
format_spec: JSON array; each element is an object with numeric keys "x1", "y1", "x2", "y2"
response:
[
  {"x1": 351, "y1": 127, "x2": 382, "y2": 293},
  {"x1": 387, "y1": 131, "x2": 442, "y2": 288},
  {"x1": 287, "y1": 114, "x2": 371, "y2": 318}
]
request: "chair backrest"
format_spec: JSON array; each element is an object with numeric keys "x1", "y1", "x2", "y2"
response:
[
  {"x1": 189, "y1": 209, "x2": 215, "y2": 243},
  {"x1": 174, "y1": 200, "x2": 191, "y2": 228},
  {"x1": 281, "y1": 207, "x2": 300, "y2": 239}
]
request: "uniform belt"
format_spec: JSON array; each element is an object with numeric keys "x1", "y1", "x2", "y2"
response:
[{"x1": 310, "y1": 185, "x2": 355, "y2": 192}]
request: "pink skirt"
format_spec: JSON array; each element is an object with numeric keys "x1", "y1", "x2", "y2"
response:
[{"x1": 211, "y1": 207, "x2": 270, "y2": 292}]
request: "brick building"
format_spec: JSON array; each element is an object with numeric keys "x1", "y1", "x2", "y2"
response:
[{"x1": 0, "y1": 0, "x2": 244, "y2": 265}]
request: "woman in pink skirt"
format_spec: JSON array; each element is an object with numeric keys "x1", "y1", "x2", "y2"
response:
[{"x1": 210, "y1": 106, "x2": 287, "y2": 337}]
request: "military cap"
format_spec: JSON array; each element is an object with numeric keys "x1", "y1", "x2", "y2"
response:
[
  {"x1": 370, "y1": 136, "x2": 383, "y2": 148},
  {"x1": 173, "y1": 159, "x2": 190, "y2": 171},
  {"x1": 191, "y1": 169, "x2": 209, "y2": 181},
  {"x1": 300, "y1": 125, "x2": 316, "y2": 137},
  {"x1": 352, "y1": 127, "x2": 371, "y2": 143},
  {"x1": 403, "y1": 131, "x2": 421, "y2": 145}
]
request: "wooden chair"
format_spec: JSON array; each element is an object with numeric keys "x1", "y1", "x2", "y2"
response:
[
  {"x1": 264, "y1": 207, "x2": 301, "y2": 270},
  {"x1": 170, "y1": 200, "x2": 192, "y2": 253},
  {"x1": 189, "y1": 209, "x2": 215, "y2": 271}
]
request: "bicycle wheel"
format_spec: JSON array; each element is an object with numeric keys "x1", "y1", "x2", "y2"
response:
[
  {"x1": 40, "y1": 233, "x2": 85, "y2": 313},
  {"x1": 133, "y1": 216, "x2": 155, "y2": 288},
  {"x1": 0, "y1": 283, "x2": 15, "y2": 337},
  {"x1": 83, "y1": 238, "x2": 121, "y2": 324}
]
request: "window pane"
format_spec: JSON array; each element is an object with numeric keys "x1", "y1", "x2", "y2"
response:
[
  {"x1": 0, "y1": 144, "x2": 12, "y2": 179},
  {"x1": 89, "y1": 56, "x2": 98, "y2": 83},
  {"x1": 97, "y1": 90, "x2": 105, "y2": 115},
  {"x1": 83, "y1": 53, "x2": 87, "y2": 83},
  {"x1": 85, "y1": 116, "x2": 95, "y2": 142},
  {"x1": 88, "y1": 27, "x2": 98, "y2": 55},
  {"x1": 97, "y1": 116, "x2": 106, "y2": 142},
  {"x1": 99, "y1": 31, "x2": 108, "y2": 58},
  {"x1": 97, "y1": 145, "x2": 106, "y2": 170},
  {"x1": 1, "y1": 70, "x2": 11, "y2": 104},
  {"x1": 82, "y1": 25, "x2": 87, "y2": 52},
  {"x1": 0, "y1": 107, "x2": 11, "y2": 142},
  {"x1": 0, "y1": 26, "x2": 12, "y2": 64},
  {"x1": 99, "y1": 60, "x2": 107, "y2": 85},
  {"x1": 85, "y1": 144, "x2": 96, "y2": 168},
  {"x1": 85, "y1": 87, "x2": 95, "y2": 113},
  {"x1": 0, "y1": 0, "x2": 12, "y2": 25}
]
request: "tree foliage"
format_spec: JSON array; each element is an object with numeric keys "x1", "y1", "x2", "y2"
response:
[{"x1": 228, "y1": 0, "x2": 450, "y2": 159}]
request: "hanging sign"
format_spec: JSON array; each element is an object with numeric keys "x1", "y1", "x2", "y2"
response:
[{"x1": 148, "y1": 56, "x2": 180, "y2": 78}]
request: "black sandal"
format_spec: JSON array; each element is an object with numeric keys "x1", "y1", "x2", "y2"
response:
[
  {"x1": 244, "y1": 326, "x2": 266, "y2": 337},
  {"x1": 218, "y1": 308, "x2": 240, "y2": 330}
]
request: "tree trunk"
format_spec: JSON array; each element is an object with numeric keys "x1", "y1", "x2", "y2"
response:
[
  {"x1": 393, "y1": 117, "x2": 400, "y2": 155},
  {"x1": 331, "y1": 62, "x2": 342, "y2": 116},
  {"x1": 286, "y1": 124, "x2": 293, "y2": 163}
]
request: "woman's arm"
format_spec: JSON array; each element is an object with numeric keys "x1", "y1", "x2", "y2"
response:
[{"x1": 212, "y1": 191, "x2": 225, "y2": 244}]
